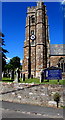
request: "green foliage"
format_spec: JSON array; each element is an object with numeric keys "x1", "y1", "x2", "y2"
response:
[
  {"x1": 53, "y1": 92, "x2": 61, "y2": 108},
  {"x1": 61, "y1": 106, "x2": 65, "y2": 108},
  {"x1": 4, "y1": 63, "x2": 13, "y2": 71},
  {"x1": 20, "y1": 65, "x2": 22, "y2": 70},
  {"x1": 4, "y1": 56, "x2": 21, "y2": 71},
  {"x1": 9, "y1": 56, "x2": 20, "y2": 70},
  {"x1": 2, "y1": 58, "x2": 6, "y2": 71},
  {"x1": 53, "y1": 92, "x2": 61, "y2": 102},
  {"x1": 0, "y1": 32, "x2": 9, "y2": 71}
]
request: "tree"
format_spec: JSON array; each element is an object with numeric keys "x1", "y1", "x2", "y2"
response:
[
  {"x1": 20, "y1": 64, "x2": 22, "y2": 70},
  {"x1": 4, "y1": 63, "x2": 13, "y2": 71},
  {"x1": 0, "y1": 32, "x2": 8, "y2": 71},
  {"x1": 53, "y1": 92, "x2": 61, "y2": 108},
  {"x1": 9, "y1": 56, "x2": 20, "y2": 70}
]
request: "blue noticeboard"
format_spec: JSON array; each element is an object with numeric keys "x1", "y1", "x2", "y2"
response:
[{"x1": 45, "y1": 69, "x2": 62, "y2": 80}]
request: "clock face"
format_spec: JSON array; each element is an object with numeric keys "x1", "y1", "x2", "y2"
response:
[{"x1": 30, "y1": 35, "x2": 35, "y2": 40}]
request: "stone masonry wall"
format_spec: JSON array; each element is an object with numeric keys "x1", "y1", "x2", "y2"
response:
[
  {"x1": 1, "y1": 83, "x2": 65, "y2": 108},
  {"x1": 22, "y1": 2, "x2": 50, "y2": 78},
  {"x1": 50, "y1": 56, "x2": 65, "y2": 67}
]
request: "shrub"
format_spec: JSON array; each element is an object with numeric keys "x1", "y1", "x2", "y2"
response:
[{"x1": 53, "y1": 92, "x2": 61, "y2": 108}]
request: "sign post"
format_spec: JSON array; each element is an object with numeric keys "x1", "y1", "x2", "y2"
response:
[{"x1": 44, "y1": 66, "x2": 62, "y2": 81}]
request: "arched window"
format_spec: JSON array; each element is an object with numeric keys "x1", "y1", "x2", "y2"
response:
[
  {"x1": 58, "y1": 57, "x2": 65, "y2": 72},
  {"x1": 31, "y1": 30, "x2": 34, "y2": 35},
  {"x1": 31, "y1": 15, "x2": 35, "y2": 23},
  {"x1": 59, "y1": 57, "x2": 63, "y2": 62}
]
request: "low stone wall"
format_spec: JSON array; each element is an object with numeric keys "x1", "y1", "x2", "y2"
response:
[{"x1": 0, "y1": 82, "x2": 65, "y2": 107}]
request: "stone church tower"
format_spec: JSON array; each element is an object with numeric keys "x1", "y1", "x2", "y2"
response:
[{"x1": 22, "y1": 2, "x2": 50, "y2": 78}]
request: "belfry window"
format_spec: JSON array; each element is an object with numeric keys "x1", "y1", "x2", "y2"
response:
[
  {"x1": 31, "y1": 30, "x2": 34, "y2": 35},
  {"x1": 31, "y1": 15, "x2": 35, "y2": 23}
]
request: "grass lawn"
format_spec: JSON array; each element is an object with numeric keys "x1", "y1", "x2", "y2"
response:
[
  {"x1": 2, "y1": 77, "x2": 65, "y2": 85},
  {"x1": 2, "y1": 77, "x2": 14, "y2": 82},
  {"x1": 20, "y1": 78, "x2": 65, "y2": 85}
]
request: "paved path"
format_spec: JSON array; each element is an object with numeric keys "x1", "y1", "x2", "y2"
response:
[
  {"x1": 1, "y1": 108, "x2": 64, "y2": 119},
  {"x1": 0, "y1": 101, "x2": 63, "y2": 119},
  {"x1": 2, "y1": 108, "x2": 45, "y2": 118}
]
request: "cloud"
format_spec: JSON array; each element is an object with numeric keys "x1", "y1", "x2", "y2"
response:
[
  {"x1": 6, "y1": 57, "x2": 11, "y2": 63},
  {"x1": 20, "y1": 59, "x2": 22, "y2": 64},
  {"x1": 61, "y1": 0, "x2": 65, "y2": 4}
]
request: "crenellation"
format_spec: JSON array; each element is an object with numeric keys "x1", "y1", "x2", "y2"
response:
[
  {"x1": 22, "y1": 2, "x2": 50, "y2": 78},
  {"x1": 27, "y1": 7, "x2": 36, "y2": 14}
]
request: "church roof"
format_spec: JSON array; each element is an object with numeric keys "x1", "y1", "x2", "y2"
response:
[{"x1": 50, "y1": 44, "x2": 65, "y2": 55}]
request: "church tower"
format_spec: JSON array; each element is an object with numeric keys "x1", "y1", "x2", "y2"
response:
[{"x1": 22, "y1": 2, "x2": 50, "y2": 78}]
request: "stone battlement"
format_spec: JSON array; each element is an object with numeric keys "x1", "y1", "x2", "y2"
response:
[{"x1": 27, "y1": 7, "x2": 36, "y2": 13}]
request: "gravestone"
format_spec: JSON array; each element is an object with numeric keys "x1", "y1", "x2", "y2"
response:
[
  {"x1": 6, "y1": 69, "x2": 9, "y2": 78},
  {"x1": 11, "y1": 70, "x2": 14, "y2": 79},
  {"x1": 2, "y1": 71, "x2": 5, "y2": 77},
  {"x1": 20, "y1": 72, "x2": 22, "y2": 78},
  {"x1": 10, "y1": 72, "x2": 12, "y2": 80},
  {"x1": 22, "y1": 74, "x2": 25, "y2": 81},
  {"x1": 2, "y1": 72, "x2": 4, "y2": 78},
  {"x1": 14, "y1": 73, "x2": 18, "y2": 83},
  {"x1": 40, "y1": 70, "x2": 44, "y2": 83},
  {"x1": 5, "y1": 73, "x2": 7, "y2": 77},
  {"x1": 14, "y1": 71, "x2": 16, "y2": 75},
  {"x1": 17, "y1": 68, "x2": 20, "y2": 82},
  {"x1": 8, "y1": 72, "x2": 10, "y2": 78},
  {"x1": 28, "y1": 74, "x2": 29, "y2": 79},
  {"x1": 31, "y1": 75, "x2": 33, "y2": 79},
  {"x1": 14, "y1": 68, "x2": 20, "y2": 83}
]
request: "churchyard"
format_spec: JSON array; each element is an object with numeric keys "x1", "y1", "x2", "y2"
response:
[
  {"x1": 2, "y1": 77, "x2": 65, "y2": 85},
  {"x1": 2, "y1": 68, "x2": 65, "y2": 85},
  {"x1": 2, "y1": 66, "x2": 65, "y2": 85}
]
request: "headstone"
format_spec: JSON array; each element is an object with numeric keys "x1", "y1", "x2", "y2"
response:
[
  {"x1": 11, "y1": 70, "x2": 14, "y2": 79},
  {"x1": 3, "y1": 71, "x2": 5, "y2": 77},
  {"x1": 17, "y1": 68, "x2": 20, "y2": 82},
  {"x1": 31, "y1": 75, "x2": 33, "y2": 79},
  {"x1": 5, "y1": 73, "x2": 7, "y2": 77},
  {"x1": 14, "y1": 68, "x2": 20, "y2": 83},
  {"x1": 28, "y1": 74, "x2": 30, "y2": 79},
  {"x1": 47, "y1": 79, "x2": 49, "y2": 82},
  {"x1": 2, "y1": 72, "x2": 4, "y2": 78},
  {"x1": 6, "y1": 69, "x2": 9, "y2": 78},
  {"x1": 22, "y1": 74, "x2": 25, "y2": 81},
  {"x1": 58, "y1": 79, "x2": 59, "y2": 82},
  {"x1": 14, "y1": 71, "x2": 16, "y2": 75},
  {"x1": 40, "y1": 70, "x2": 43, "y2": 83},
  {"x1": 10, "y1": 72, "x2": 12, "y2": 80},
  {"x1": 7, "y1": 73, "x2": 9, "y2": 78},
  {"x1": 14, "y1": 73, "x2": 18, "y2": 83},
  {"x1": 8, "y1": 73, "x2": 10, "y2": 78},
  {"x1": 20, "y1": 72, "x2": 22, "y2": 78}
]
